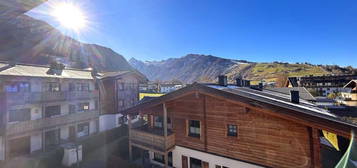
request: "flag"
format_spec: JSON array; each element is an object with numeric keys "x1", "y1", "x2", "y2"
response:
[{"x1": 323, "y1": 130, "x2": 340, "y2": 151}]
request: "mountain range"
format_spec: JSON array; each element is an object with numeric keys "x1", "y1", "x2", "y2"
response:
[
  {"x1": 1, "y1": 14, "x2": 356, "y2": 84},
  {"x1": 0, "y1": 14, "x2": 133, "y2": 72},
  {"x1": 129, "y1": 54, "x2": 357, "y2": 84}
]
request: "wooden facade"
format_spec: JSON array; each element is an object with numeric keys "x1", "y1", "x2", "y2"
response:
[
  {"x1": 126, "y1": 83, "x2": 356, "y2": 168},
  {"x1": 99, "y1": 72, "x2": 147, "y2": 114}
]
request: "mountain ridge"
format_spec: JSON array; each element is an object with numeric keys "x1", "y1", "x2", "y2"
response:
[
  {"x1": 129, "y1": 54, "x2": 357, "y2": 83},
  {"x1": 0, "y1": 14, "x2": 134, "y2": 72}
]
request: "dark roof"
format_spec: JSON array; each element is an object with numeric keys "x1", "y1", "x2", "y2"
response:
[
  {"x1": 137, "y1": 96, "x2": 159, "y2": 105},
  {"x1": 98, "y1": 70, "x2": 148, "y2": 82},
  {"x1": 265, "y1": 87, "x2": 315, "y2": 101},
  {"x1": 344, "y1": 80, "x2": 357, "y2": 88},
  {"x1": 287, "y1": 77, "x2": 299, "y2": 87},
  {"x1": 122, "y1": 83, "x2": 357, "y2": 132},
  {"x1": 0, "y1": 62, "x2": 94, "y2": 80}
]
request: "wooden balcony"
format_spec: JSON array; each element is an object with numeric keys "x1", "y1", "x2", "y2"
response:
[
  {"x1": 6, "y1": 110, "x2": 99, "y2": 136},
  {"x1": 130, "y1": 125, "x2": 175, "y2": 153},
  {"x1": 4, "y1": 91, "x2": 99, "y2": 105}
]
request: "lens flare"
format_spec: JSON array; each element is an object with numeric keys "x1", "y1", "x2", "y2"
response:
[{"x1": 51, "y1": 2, "x2": 87, "y2": 30}]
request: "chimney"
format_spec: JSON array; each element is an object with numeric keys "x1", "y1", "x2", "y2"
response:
[
  {"x1": 258, "y1": 82, "x2": 263, "y2": 90},
  {"x1": 218, "y1": 75, "x2": 227, "y2": 86},
  {"x1": 290, "y1": 90, "x2": 300, "y2": 104},
  {"x1": 48, "y1": 61, "x2": 65, "y2": 75},
  {"x1": 243, "y1": 80, "x2": 250, "y2": 87},
  {"x1": 236, "y1": 77, "x2": 242, "y2": 87}
]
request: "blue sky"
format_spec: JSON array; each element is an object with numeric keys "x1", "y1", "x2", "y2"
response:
[{"x1": 28, "y1": 0, "x2": 357, "y2": 66}]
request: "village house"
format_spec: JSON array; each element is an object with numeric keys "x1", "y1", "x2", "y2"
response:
[
  {"x1": 0, "y1": 62, "x2": 99, "y2": 160},
  {"x1": 160, "y1": 84, "x2": 185, "y2": 93},
  {"x1": 97, "y1": 71, "x2": 147, "y2": 132},
  {"x1": 285, "y1": 74, "x2": 357, "y2": 96},
  {"x1": 339, "y1": 80, "x2": 357, "y2": 107},
  {"x1": 123, "y1": 76, "x2": 357, "y2": 168}
]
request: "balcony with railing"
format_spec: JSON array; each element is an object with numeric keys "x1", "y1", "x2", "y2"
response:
[
  {"x1": 3, "y1": 90, "x2": 99, "y2": 105},
  {"x1": 130, "y1": 124, "x2": 175, "y2": 153},
  {"x1": 6, "y1": 110, "x2": 99, "y2": 136}
]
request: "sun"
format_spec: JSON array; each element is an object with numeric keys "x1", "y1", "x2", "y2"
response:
[{"x1": 51, "y1": 2, "x2": 87, "y2": 30}]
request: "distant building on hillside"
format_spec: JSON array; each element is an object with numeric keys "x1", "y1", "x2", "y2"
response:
[
  {"x1": 339, "y1": 80, "x2": 357, "y2": 107},
  {"x1": 285, "y1": 74, "x2": 357, "y2": 96},
  {"x1": 139, "y1": 83, "x2": 160, "y2": 93},
  {"x1": 160, "y1": 84, "x2": 184, "y2": 93}
]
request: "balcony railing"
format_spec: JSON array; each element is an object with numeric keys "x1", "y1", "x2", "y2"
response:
[
  {"x1": 130, "y1": 125, "x2": 175, "y2": 152},
  {"x1": 6, "y1": 110, "x2": 99, "y2": 136},
  {"x1": 3, "y1": 91, "x2": 99, "y2": 105}
]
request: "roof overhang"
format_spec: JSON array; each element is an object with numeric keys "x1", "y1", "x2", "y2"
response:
[
  {"x1": 99, "y1": 70, "x2": 148, "y2": 83},
  {"x1": 0, "y1": 0, "x2": 47, "y2": 17},
  {"x1": 344, "y1": 80, "x2": 357, "y2": 89}
]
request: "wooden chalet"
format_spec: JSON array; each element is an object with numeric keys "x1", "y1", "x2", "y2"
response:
[{"x1": 122, "y1": 81, "x2": 357, "y2": 168}]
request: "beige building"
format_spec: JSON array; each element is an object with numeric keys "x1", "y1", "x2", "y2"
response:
[
  {"x1": 0, "y1": 62, "x2": 99, "y2": 160},
  {"x1": 340, "y1": 80, "x2": 357, "y2": 106}
]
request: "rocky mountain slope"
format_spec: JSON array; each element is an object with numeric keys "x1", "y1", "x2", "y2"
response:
[
  {"x1": 129, "y1": 54, "x2": 252, "y2": 83},
  {"x1": 0, "y1": 14, "x2": 133, "y2": 72},
  {"x1": 130, "y1": 54, "x2": 357, "y2": 83}
]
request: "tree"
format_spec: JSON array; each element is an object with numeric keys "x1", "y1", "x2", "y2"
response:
[{"x1": 327, "y1": 92, "x2": 341, "y2": 99}]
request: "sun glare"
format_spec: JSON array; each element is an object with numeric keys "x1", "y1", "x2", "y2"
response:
[{"x1": 51, "y1": 2, "x2": 87, "y2": 30}]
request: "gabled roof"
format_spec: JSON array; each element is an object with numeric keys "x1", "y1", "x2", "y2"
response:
[
  {"x1": 344, "y1": 80, "x2": 357, "y2": 89},
  {"x1": 0, "y1": 62, "x2": 94, "y2": 80},
  {"x1": 98, "y1": 70, "x2": 148, "y2": 82},
  {"x1": 122, "y1": 83, "x2": 357, "y2": 135},
  {"x1": 265, "y1": 87, "x2": 315, "y2": 101},
  {"x1": 286, "y1": 77, "x2": 299, "y2": 87}
]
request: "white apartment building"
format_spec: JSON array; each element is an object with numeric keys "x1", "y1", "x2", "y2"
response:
[{"x1": 0, "y1": 62, "x2": 99, "y2": 160}]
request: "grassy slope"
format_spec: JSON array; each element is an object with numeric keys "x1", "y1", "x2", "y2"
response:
[{"x1": 245, "y1": 63, "x2": 330, "y2": 83}]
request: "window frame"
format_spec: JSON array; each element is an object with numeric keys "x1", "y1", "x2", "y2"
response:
[
  {"x1": 45, "y1": 105, "x2": 61, "y2": 118},
  {"x1": 47, "y1": 82, "x2": 61, "y2": 92},
  {"x1": 188, "y1": 120, "x2": 201, "y2": 138},
  {"x1": 78, "y1": 102, "x2": 90, "y2": 112},
  {"x1": 227, "y1": 124, "x2": 238, "y2": 137},
  {"x1": 8, "y1": 108, "x2": 31, "y2": 122},
  {"x1": 77, "y1": 122, "x2": 90, "y2": 137}
]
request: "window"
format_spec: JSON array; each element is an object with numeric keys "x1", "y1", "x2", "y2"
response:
[
  {"x1": 154, "y1": 116, "x2": 163, "y2": 128},
  {"x1": 227, "y1": 124, "x2": 237, "y2": 137},
  {"x1": 45, "y1": 129, "x2": 60, "y2": 149},
  {"x1": 78, "y1": 102, "x2": 90, "y2": 112},
  {"x1": 216, "y1": 165, "x2": 229, "y2": 168},
  {"x1": 77, "y1": 122, "x2": 89, "y2": 137},
  {"x1": 45, "y1": 105, "x2": 61, "y2": 118},
  {"x1": 118, "y1": 83, "x2": 124, "y2": 90},
  {"x1": 9, "y1": 109, "x2": 31, "y2": 122},
  {"x1": 118, "y1": 100, "x2": 124, "y2": 107},
  {"x1": 154, "y1": 153, "x2": 165, "y2": 163},
  {"x1": 81, "y1": 83, "x2": 89, "y2": 91},
  {"x1": 69, "y1": 104, "x2": 76, "y2": 114},
  {"x1": 69, "y1": 83, "x2": 75, "y2": 91},
  {"x1": 18, "y1": 82, "x2": 30, "y2": 92},
  {"x1": 188, "y1": 120, "x2": 200, "y2": 138},
  {"x1": 47, "y1": 82, "x2": 60, "y2": 92},
  {"x1": 4, "y1": 82, "x2": 30, "y2": 92},
  {"x1": 190, "y1": 157, "x2": 202, "y2": 168},
  {"x1": 4, "y1": 84, "x2": 18, "y2": 92}
]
